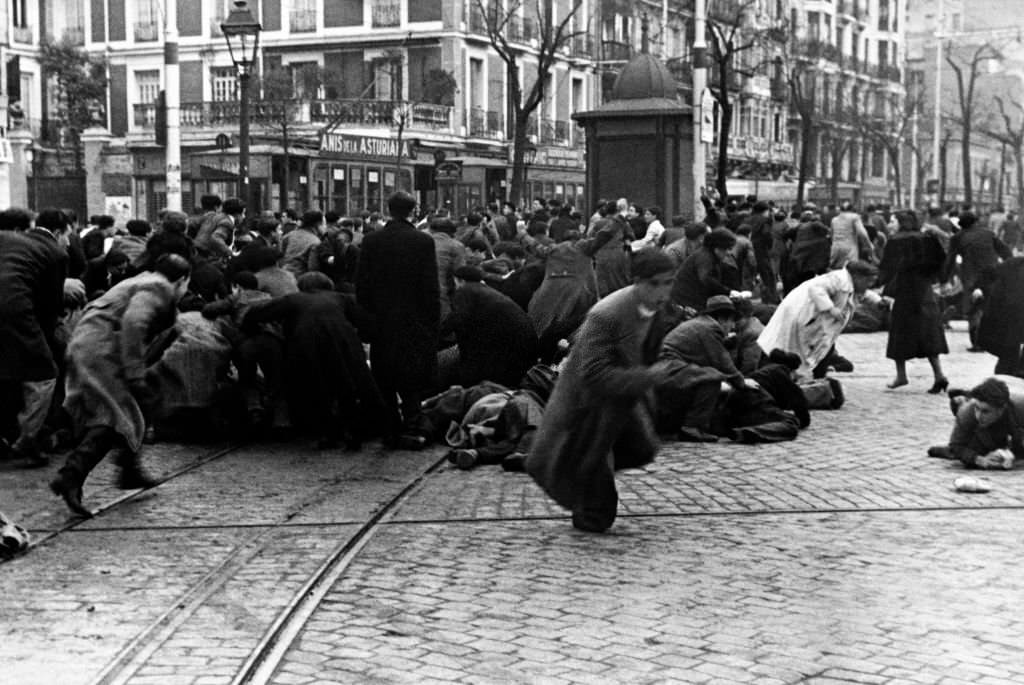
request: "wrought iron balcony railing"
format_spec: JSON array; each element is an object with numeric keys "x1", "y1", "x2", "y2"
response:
[
  {"x1": 133, "y1": 99, "x2": 455, "y2": 133},
  {"x1": 289, "y1": 9, "x2": 317, "y2": 33},
  {"x1": 134, "y1": 21, "x2": 160, "y2": 42},
  {"x1": 12, "y1": 24, "x2": 33, "y2": 43},
  {"x1": 371, "y1": 0, "x2": 401, "y2": 28}
]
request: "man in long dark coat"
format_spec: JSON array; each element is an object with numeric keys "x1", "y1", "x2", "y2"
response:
[
  {"x1": 0, "y1": 216, "x2": 65, "y2": 465},
  {"x1": 442, "y1": 265, "x2": 538, "y2": 388},
  {"x1": 356, "y1": 191, "x2": 440, "y2": 442},
  {"x1": 525, "y1": 250, "x2": 678, "y2": 533},
  {"x1": 243, "y1": 272, "x2": 387, "y2": 449}
]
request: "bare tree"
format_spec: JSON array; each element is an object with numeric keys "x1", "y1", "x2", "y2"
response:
[
  {"x1": 852, "y1": 89, "x2": 924, "y2": 207},
  {"x1": 945, "y1": 41, "x2": 1001, "y2": 203},
  {"x1": 475, "y1": 0, "x2": 585, "y2": 206},
  {"x1": 980, "y1": 95, "x2": 1024, "y2": 214},
  {"x1": 258, "y1": 66, "x2": 326, "y2": 211},
  {"x1": 705, "y1": 0, "x2": 767, "y2": 200},
  {"x1": 786, "y1": 61, "x2": 816, "y2": 207}
]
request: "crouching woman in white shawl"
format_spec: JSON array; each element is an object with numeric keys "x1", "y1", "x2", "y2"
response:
[{"x1": 757, "y1": 261, "x2": 880, "y2": 380}]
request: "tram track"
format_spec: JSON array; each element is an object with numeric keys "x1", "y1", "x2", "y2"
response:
[{"x1": 76, "y1": 444, "x2": 449, "y2": 685}]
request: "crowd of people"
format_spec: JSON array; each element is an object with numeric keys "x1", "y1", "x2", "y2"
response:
[{"x1": 1, "y1": 189, "x2": 1022, "y2": 530}]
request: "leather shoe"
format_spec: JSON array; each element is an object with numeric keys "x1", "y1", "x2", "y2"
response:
[
  {"x1": 676, "y1": 427, "x2": 719, "y2": 443},
  {"x1": 49, "y1": 475, "x2": 93, "y2": 518}
]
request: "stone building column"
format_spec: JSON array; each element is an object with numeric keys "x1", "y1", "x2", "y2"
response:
[
  {"x1": 81, "y1": 127, "x2": 112, "y2": 219},
  {"x1": 7, "y1": 128, "x2": 33, "y2": 209}
]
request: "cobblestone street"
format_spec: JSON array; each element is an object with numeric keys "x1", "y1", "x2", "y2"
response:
[{"x1": 4, "y1": 327, "x2": 1023, "y2": 685}]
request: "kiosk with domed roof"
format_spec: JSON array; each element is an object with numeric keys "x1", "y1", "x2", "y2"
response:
[{"x1": 572, "y1": 30, "x2": 695, "y2": 217}]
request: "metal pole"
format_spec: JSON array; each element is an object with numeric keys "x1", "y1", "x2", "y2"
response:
[
  {"x1": 164, "y1": 0, "x2": 182, "y2": 212},
  {"x1": 238, "y1": 70, "x2": 251, "y2": 207},
  {"x1": 931, "y1": 0, "x2": 943, "y2": 185},
  {"x1": 909, "y1": 109, "x2": 918, "y2": 207},
  {"x1": 693, "y1": 0, "x2": 707, "y2": 221}
]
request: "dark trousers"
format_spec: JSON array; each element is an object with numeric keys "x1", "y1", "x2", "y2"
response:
[
  {"x1": 756, "y1": 259, "x2": 780, "y2": 304},
  {"x1": 374, "y1": 374, "x2": 424, "y2": 438},
  {"x1": 58, "y1": 426, "x2": 132, "y2": 485},
  {"x1": 657, "y1": 378, "x2": 722, "y2": 434},
  {"x1": 236, "y1": 332, "x2": 284, "y2": 412}
]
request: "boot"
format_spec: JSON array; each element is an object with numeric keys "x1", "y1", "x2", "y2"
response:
[
  {"x1": 49, "y1": 472, "x2": 92, "y2": 518},
  {"x1": 115, "y1": 450, "x2": 158, "y2": 490}
]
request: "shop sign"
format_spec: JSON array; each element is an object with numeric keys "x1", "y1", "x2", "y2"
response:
[
  {"x1": 320, "y1": 132, "x2": 411, "y2": 159},
  {"x1": 435, "y1": 160, "x2": 463, "y2": 182}
]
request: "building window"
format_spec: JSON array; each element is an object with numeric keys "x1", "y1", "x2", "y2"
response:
[
  {"x1": 136, "y1": 70, "x2": 161, "y2": 104},
  {"x1": 807, "y1": 12, "x2": 818, "y2": 39},
  {"x1": 211, "y1": 67, "x2": 237, "y2": 102},
  {"x1": 12, "y1": 0, "x2": 27, "y2": 28}
]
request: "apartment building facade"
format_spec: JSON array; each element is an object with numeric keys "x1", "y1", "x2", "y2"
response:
[
  {"x1": 905, "y1": 0, "x2": 1022, "y2": 210},
  {"x1": 594, "y1": 0, "x2": 909, "y2": 207},
  {"x1": 7, "y1": 0, "x2": 599, "y2": 219}
]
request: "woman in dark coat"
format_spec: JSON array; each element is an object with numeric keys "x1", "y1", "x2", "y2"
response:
[
  {"x1": 978, "y1": 256, "x2": 1024, "y2": 376},
  {"x1": 244, "y1": 272, "x2": 387, "y2": 449},
  {"x1": 877, "y1": 210, "x2": 948, "y2": 392}
]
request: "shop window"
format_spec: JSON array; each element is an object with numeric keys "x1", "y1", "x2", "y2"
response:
[
  {"x1": 332, "y1": 166, "x2": 348, "y2": 215},
  {"x1": 350, "y1": 166, "x2": 365, "y2": 214},
  {"x1": 367, "y1": 168, "x2": 382, "y2": 213}
]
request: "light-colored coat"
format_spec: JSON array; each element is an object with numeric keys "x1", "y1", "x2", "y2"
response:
[
  {"x1": 63, "y1": 272, "x2": 180, "y2": 452},
  {"x1": 829, "y1": 210, "x2": 871, "y2": 268},
  {"x1": 757, "y1": 268, "x2": 873, "y2": 379}
]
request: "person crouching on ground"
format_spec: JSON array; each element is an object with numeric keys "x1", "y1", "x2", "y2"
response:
[
  {"x1": 525, "y1": 250, "x2": 680, "y2": 533},
  {"x1": 928, "y1": 376, "x2": 1024, "y2": 470},
  {"x1": 50, "y1": 254, "x2": 192, "y2": 518},
  {"x1": 756, "y1": 261, "x2": 880, "y2": 381}
]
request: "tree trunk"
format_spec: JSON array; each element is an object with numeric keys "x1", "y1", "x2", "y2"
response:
[
  {"x1": 1016, "y1": 142, "x2": 1024, "y2": 216},
  {"x1": 509, "y1": 111, "x2": 529, "y2": 208},
  {"x1": 796, "y1": 115, "x2": 813, "y2": 206},
  {"x1": 961, "y1": 125, "x2": 973, "y2": 203},
  {"x1": 716, "y1": 98, "x2": 732, "y2": 201},
  {"x1": 282, "y1": 124, "x2": 291, "y2": 212}
]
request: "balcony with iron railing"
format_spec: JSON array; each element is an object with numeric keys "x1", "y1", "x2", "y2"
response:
[
  {"x1": 134, "y1": 21, "x2": 160, "y2": 42},
  {"x1": 708, "y1": 0, "x2": 750, "y2": 23},
  {"x1": 12, "y1": 24, "x2": 33, "y2": 43},
  {"x1": 601, "y1": 40, "x2": 631, "y2": 62},
  {"x1": 836, "y1": 0, "x2": 867, "y2": 22},
  {"x1": 797, "y1": 38, "x2": 842, "y2": 63},
  {"x1": 371, "y1": 0, "x2": 401, "y2": 28},
  {"x1": 508, "y1": 14, "x2": 536, "y2": 43},
  {"x1": 289, "y1": 8, "x2": 317, "y2": 32},
  {"x1": 467, "y1": 107, "x2": 503, "y2": 139},
  {"x1": 133, "y1": 99, "x2": 455, "y2": 133},
  {"x1": 539, "y1": 119, "x2": 571, "y2": 146},
  {"x1": 568, "y1": 34, "x2": 592, "y2": 59},
  {"x1": 666, "y1": 58, "x2": 694, "y2": 88}
]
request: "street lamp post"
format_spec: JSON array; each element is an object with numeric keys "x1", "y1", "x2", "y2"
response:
[{"x1": 221, "y1": 1, "x2": 262, "y2": 209}]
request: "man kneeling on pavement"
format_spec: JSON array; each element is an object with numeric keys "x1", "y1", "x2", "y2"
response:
[{"x1": 656, "y1": 295, "x2": 810, "y2": 443}]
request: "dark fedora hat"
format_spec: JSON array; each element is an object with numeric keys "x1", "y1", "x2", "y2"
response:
[{"x1": 704, "y1": 295, "x2": 737, "y2": 317}]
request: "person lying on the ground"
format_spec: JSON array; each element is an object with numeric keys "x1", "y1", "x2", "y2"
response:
[
  {"x1": 718, "y1": 355, "x2": 811, "y2": 444},
  {"x1": 928, "y1": 376, "x2": 1024, "y2": 470}
]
